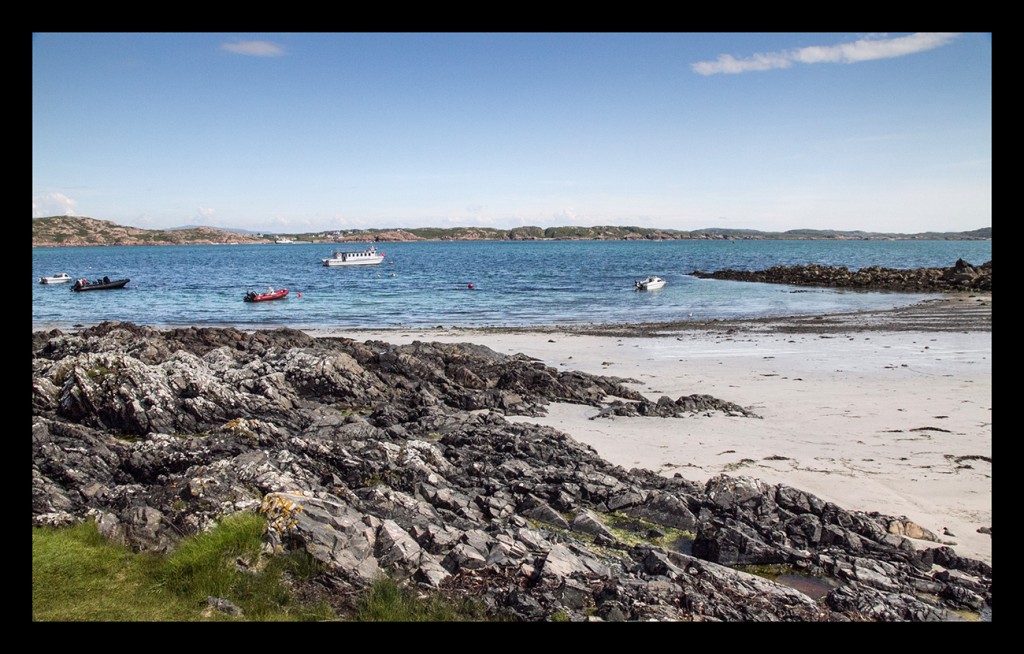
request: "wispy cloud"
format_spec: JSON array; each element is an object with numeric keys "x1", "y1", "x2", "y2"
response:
[
  {"x1": 192, "y1": 207, "x2": 217, "y2": 225},
  {"x1": 552, "y1": 208, "x2": 586, "y2": 225},
  {"x1": 33, "y1": 192, "x2": 77, "y2": 218},
  {"x1": 221, "y1": 40, "x2": 286, "y2": 57},
  {"x1": 692, "y1": 33, "x2": 960, "y2": 75}
]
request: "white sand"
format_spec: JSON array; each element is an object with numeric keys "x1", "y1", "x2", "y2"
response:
[{"x1": 333, "y1": 324, "x2": 992, "y2": 566}]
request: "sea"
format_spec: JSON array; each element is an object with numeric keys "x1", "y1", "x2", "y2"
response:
[{"x1": 31, "y1": 239, "x2": 992, "y2": 331}]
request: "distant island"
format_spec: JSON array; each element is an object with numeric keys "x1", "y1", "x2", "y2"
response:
[{"x1": 31, "y1": 215, "x2": 991, "y2": 248}]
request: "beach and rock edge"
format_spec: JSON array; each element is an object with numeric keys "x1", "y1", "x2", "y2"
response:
[
  {"x1": 349, "y1": 290, "x2": 991, "y2": 340},
  {"x1": 32, "y1": 287, "x2": 992, "y2": 621}
]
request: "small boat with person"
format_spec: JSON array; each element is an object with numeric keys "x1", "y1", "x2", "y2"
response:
[
  {"x1": 322, "y1": 245, "x2": 385, "y2": 267},
  {"x1": 244, "y1": 287, "x2": 289, "y2": 302},
  {"x1": 634, "y1": 276, "x2": 666, "y2": 291},
  {"x1": 71, "y1": 276, "x2": 130, "y2": 292},
  {"x1": 39, "y1": 272, "x2": 72, "y2": 284}
]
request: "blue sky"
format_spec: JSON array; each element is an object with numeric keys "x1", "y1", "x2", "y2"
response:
[{"x1": 32, "y1": 32, "x2": 991, "y2": 234}]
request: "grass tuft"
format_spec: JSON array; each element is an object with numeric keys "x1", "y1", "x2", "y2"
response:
[
  {"x1": 34, "y1": 514, "x2": 489, "y2": 622},
  {"x1": 354, "y1": 575, "x2": 486, "y2": 622},
  {"x1": 33, "y1": 514, "x2": 334, "y2": 621}
]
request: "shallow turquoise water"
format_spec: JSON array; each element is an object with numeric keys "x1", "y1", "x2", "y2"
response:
[{"x1": 31, "y1": 239, "x2": 992, "y2": 330}]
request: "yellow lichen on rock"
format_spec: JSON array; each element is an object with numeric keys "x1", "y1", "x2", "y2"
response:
[{"x1": 260, "y1": 494, "x2": 305, "y2": 536}]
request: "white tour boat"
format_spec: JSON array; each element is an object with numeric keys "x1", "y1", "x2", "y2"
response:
[{"x1": 322, "y1": 245, "x2": 385, "y2": 267}]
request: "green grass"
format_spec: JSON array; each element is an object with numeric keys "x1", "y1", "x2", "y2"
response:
[
  {"x1": 734, "y1": 563, "x2": 799, "y2": 581},
  {"x1": 34, "y1": 520, "x2": 198, "y2": 621},
  {"x1": 603, "y1": 512, "x2": 695, "y2": 550},
  {"x1": 353, "y1": 575, "x2": 489, "y2": 622},
  {"x1": 33, "y1": 514, "x2": 335, "y2": 621},
  {"x1": 33, "y1": 514, "x2": 491, "y2": 622}
]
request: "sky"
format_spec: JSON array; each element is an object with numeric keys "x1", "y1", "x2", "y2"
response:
[{"x1": 32, "y1": 32, "x2": 992, "y2": 234}]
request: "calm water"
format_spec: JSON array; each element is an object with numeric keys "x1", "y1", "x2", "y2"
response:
[{"x1": 31, "y1": 239, "x2": 992, "y2": 330}]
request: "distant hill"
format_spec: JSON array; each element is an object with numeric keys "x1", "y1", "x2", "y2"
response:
[
  {"x1": 165, "y1": 224, "x2": 267, "y2": 235},
  {"x1": 32, "y1": 216, "x2": 273, "y2": 247},
  {"x1": 31, "y1": 215, "x2": 992, "y2": 248},
  {"x1": 778, "y1": 227, "x2": 993, "y2": 240}
]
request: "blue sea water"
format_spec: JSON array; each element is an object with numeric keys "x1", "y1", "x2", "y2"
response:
[{"x1": 31, "y1": 239, "x2": 992, "y2": 331}]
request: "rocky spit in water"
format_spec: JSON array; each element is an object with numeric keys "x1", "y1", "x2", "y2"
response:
[
  {"x1": 690, "y1": 258, "x2": 992, "y2": 293},
  {"x1": 32, "y1": 322, "x2": 991, "y2": 621}
]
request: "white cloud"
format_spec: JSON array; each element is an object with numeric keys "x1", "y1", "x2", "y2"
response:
[
  {"x1": 220, "y1": 40, "x2": 286, "y2": 57},
  {"x1": 692, "y1": 33, "x2": 960, "y2": 75},
  {"x1": 551, "y1": 208, "x2": 587, "y2": 225},
  {"x1": 328, "y1": 216, "x2": 363, "y2": 228},
  {"x1": 192, "y1": 207, "x2": 217, "y2": 225},
  {"x1": 33, "y1": 192, "x2": 77, "y2": 218}
]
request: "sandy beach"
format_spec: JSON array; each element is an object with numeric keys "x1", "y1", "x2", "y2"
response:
[{"x1": 327, "y1": 293, "x2": 992, "y2": 566}]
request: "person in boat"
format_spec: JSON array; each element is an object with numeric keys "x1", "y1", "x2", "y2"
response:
[{"x1": 103, "y1": 276, "x2": 110, "y2": 284}]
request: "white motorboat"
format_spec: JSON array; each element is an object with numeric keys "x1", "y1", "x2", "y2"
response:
[
  {"x1": 634, "y1": 276, "x2": 666, "y2": 291},
  {"x1": 39, "y1": 272, "x2": 72, "y2": 284},
  {"x1": 322, "y1": 245, "x2": 385, "y2": 267}
]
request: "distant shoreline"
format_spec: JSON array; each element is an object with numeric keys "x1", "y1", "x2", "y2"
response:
[
  {"x1": 31, "y1": 234, "x2": 994, "y2": 248},
  {"x1": 31, "y1": 215, "x2": 992, "y2": 248}
]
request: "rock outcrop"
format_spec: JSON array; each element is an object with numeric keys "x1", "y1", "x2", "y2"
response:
[
  {"x1": 32, "y1": 322, "x2": 992, "y2": 621},
  {"x1": 691, "y1": 259, "x2": 992, "y2": 293}
]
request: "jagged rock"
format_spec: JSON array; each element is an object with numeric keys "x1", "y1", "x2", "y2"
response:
[
  {"x1": 31, "y1": 322, "x2": 992, "y2": 621},
  {"x1": 690, "y1": 260, "x2": 992, "y2": 293},
  {"x1": 570, "y1": 509, "x2": 617, "y2": 540},
  {"x1": 205, "y1": 597, "x2": 244, "y2": 617}
]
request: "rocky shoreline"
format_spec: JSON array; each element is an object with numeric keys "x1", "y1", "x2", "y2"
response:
[
  {"x1": 691, "y1": 258, "x2": 992, "y2": 293},
  {"x1": 415, "y1": 292, "x2": 992, "y2": 340},
  {"x1": 33, "y1": 311, "x2": 993, "y2": 621}
]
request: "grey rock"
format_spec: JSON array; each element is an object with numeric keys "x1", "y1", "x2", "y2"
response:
[{"x1": 31, "y1": 323, "x2": 992, "y2": 622}]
